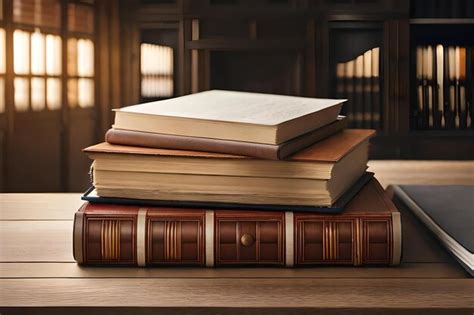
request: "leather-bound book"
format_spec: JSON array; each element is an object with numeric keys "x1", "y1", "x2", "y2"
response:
[
  {"x1": 455, "y1": 46, "x2": 461, "y2": 128},
  {"x1": 468, "y1": 47, "x2": 473, "y2": 128},
  {"x1": 416, "y1": 46, "x2": 424, "y2": 129},
  {"x1": 421, "y1": 46, "x2": 430, "y2": 128},
  {"x1": 371, "y1": 47, "x2": 381, "y2": 129},
  {"x1": 426, "y1": 45, "x2": 434, "y2": 128},
  {"x1": 73, "y1": 178, "x2": 402, "y2": 267},
  {"x1": 105, "y1": 116, "x2": 347, "y2": 161},
  {"x1": 344, "y1": 60, "x2": 355, "y2": 125},
  {"x1": 459, "y1": 47, "x2": 467, "y2": 129},
  {"x1": 335, "y1": 63, "x2": 345, "y2": 100},
  {"x1": 354, "y1": 55, "x2": 364, "y2": 128},
  {"x1": 362, "y1": 49, "x2": 372, "y2": 129},
  {"x1": 436, "y1": 44, "x2": 445, "y2": 128},
  {"x1": 448, "y1": 46, "x2": 456, "y2": 129}
]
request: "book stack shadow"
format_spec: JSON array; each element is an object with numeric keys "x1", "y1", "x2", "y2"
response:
[{"x1": 73, "y1": 90, "x2": 401, "y2": 267}]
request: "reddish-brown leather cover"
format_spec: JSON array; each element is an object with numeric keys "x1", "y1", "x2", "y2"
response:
[
  {"x1": 73, "y1": 178, "x2": 400, "y2": 266},
  {"x1": 87, "y1": 129, "x2": 375, "y2": 163},
  {"x1": 105, "y1": 117, "x2": 347, "y2": 160}
]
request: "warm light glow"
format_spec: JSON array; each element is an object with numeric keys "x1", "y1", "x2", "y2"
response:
[
  {"x1": 141, "y1": 77, "x2": 173, "y2": 98},
  {"x1": 14, "y1": 78, "x2": 29, "y2": 112},
  {"x1": 78, "y1": 78, "x2": 94, "y2": 108},
  {"x1": 31, "y1": 30, "x2": 45, "y2": 75},
  {"x1": 77, "y1": 39, "x2": 94, "y2": 77},
  {"x1": 140, "y1": 43, "x2": 174, "y2": 97},
  {"x1": 141, "y1": 43, "x2": 173, "y2": 75},
  {"x1": 67, "y1": 38, "x2": 77, "y2": 76},
  {"x1": 46, "y1": 34, "x2": 62, "y2": 75},
  {"x1": 14, "y1": 30, "x2": 30, "y2": 74},
  {"x1": 0, "y1": 28, "x2": 5, "y2": 74},
  {"x1": 47, "y1": 78, "x2": 61, "y2": 110},
  {"x1": 31, "y1": 77, "x2": 46, "y2": 111},
  {"x1": 68, "y1": 79, "x2": 77, "y2": 108},
  {"x1": 0, "y1": 78, "x2": 4, "y2": 114},
  {"x1": 68, "y1": 38, "x2": 94, "y2": 107}
]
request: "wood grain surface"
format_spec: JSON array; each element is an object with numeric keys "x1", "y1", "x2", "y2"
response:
[
  {"x1": 1, "y1": 161, "x2": 473, "y2": 314},
  {"x1": 1, "y1": 278, "x2": 473, "y2": 308}
]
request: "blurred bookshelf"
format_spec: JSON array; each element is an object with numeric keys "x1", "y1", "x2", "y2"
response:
[{"x1": 116, "y1": 0, "x2": 474, "y2": 159}]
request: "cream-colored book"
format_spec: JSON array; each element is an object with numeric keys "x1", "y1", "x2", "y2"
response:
[
  {"x1": 113, "y1": 90, "x2": 345, "y2": 145},
  {"x1": 85, "y1": 130, "x2": 374, "y2": 206}
]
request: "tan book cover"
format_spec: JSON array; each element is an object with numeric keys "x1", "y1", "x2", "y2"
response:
[{"x1": 87, "y1": 129, "x2": 374, "y2": 163}]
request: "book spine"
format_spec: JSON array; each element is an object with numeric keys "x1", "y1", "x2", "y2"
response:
[
  {"x1": 363, "y1": 49, "x2": 373, "y2": 129},
  {"x1": 416, "y1": 46, "x2": 424, "y2": 129},
  {"x1": 344, "y1": 60, "x2": 355, "y2": 126},
  {"x1": 106, "y1": 117, "x2": 347, "y2": 161},
  {"x1": 436, "y1": 44, "x2": 444, "y2": 128},
  {"x1": 74, "y1": 204, "x2": 401, "y2": 267},
  {"x1": 468, "y1": 47, "x2": 473, "y2": 129},
  {"x1": 105, "y1": 128, "x2": 280, "y2": 160},
  {"x1": 448, "y1": 46, "x2": 456, "y2": 129},
  {"x1": 354, "y1": 55, "x2": 364, "y2": 128},
  {"x1": 294, "y1": 213, "x2": 400, "y2": 266},
  {"x1": 371, "y1": 47, "x2": 381, "y2": 129},
  {"x1": 459, "y1": 47, "x2": 467, "y2": 129}
]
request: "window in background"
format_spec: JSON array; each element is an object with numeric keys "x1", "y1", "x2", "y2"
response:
[
  {"x1": 140, "y1": 43, "x2": 174, "y2": 98},
  {"x1": 67, "y1": 38, "x2": 94, "y2": 108},
  {"x1": 12, "y1": 0, "x2": 62, "y2": 112},
  {"x1": 10, "y1": 0, "x2": 96, "y2": 112},
  {"x1": 13, "y1": 29, "x2": 62, "y2": 112},
  {"x1": 67, "y1": 1, "x2": 95, "y2": 108}
]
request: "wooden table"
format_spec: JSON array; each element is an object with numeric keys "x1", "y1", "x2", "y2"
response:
[{"x1": 1, "y1": 161, "x2": 474, "y2": 314}]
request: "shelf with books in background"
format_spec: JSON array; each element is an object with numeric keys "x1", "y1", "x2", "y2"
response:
[
  {"x1": 411, "y1": 0, "x2": 473, "y2": 19},
  {"x1": 410, "y1": 12, "x2": 474, "y2": 132},
  {"x1": 329, "y1": 22, "x2": 383, "y2": 130}
]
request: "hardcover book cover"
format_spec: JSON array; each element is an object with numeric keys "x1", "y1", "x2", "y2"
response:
[
  {"x1": 391, "y1": 185, "x2": 473, "y2": 276},
  {"x1": 106, "y1": 116, "x2": 348, "y2": 160},
  {"x1": 74, "y1": 177, "x2": 401, "y2": 267}
]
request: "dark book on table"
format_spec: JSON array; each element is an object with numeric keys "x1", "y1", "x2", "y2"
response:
[
  {"x1": 82, "y1": 172, "x2": 374, "y2": 213},
  {"x1": 391, "y1": 185, "x2": 473, "y2": 276}
]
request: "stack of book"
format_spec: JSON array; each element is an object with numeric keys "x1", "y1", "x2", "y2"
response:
[
  {"x1": 414, "y1": 44, "x2": 473, "y2": 130},
  {"x1": 73, "y1": 90, "x2": 401, "y2": 267},
  {"x1": 335, "y1": 47, "x2": 382, "y2": 129}
]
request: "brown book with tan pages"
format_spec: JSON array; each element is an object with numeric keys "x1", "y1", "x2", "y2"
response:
[
  {"x1": 105, "y1": 116, "x2": 347, "y2": 160},
  {"x1": 85, "y1": 129, "x2": 375, "y2": 207},
  {"x1": 73, "y1": 178, "x2": 401, "y2": 267}
]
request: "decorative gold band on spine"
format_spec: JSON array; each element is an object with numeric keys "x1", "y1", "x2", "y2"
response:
[
  {"x1": 285, "y1": 212, "x2": 294, "y2": 267},
  {"x1": 355, "y1": 218, "x2": 362, "y2": 266},
  {"x1": 205, "y1": 210, "x2": 214, "y2": 267},
  {"x1": 391, "y1": 212, "x2": 402, "y2": 265},
  {"x1": 137, "y1": 208, "x2": 147, "y2": 267},
  {"x1": 101, "y1": 220, "x2": 120, "y2": 260},
  {"x1": 164, "y1": 221, "x2": 181, "y2": 261},
  {"x1": 323, "y1": 222, "x2": 340, "y2": 261}
]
